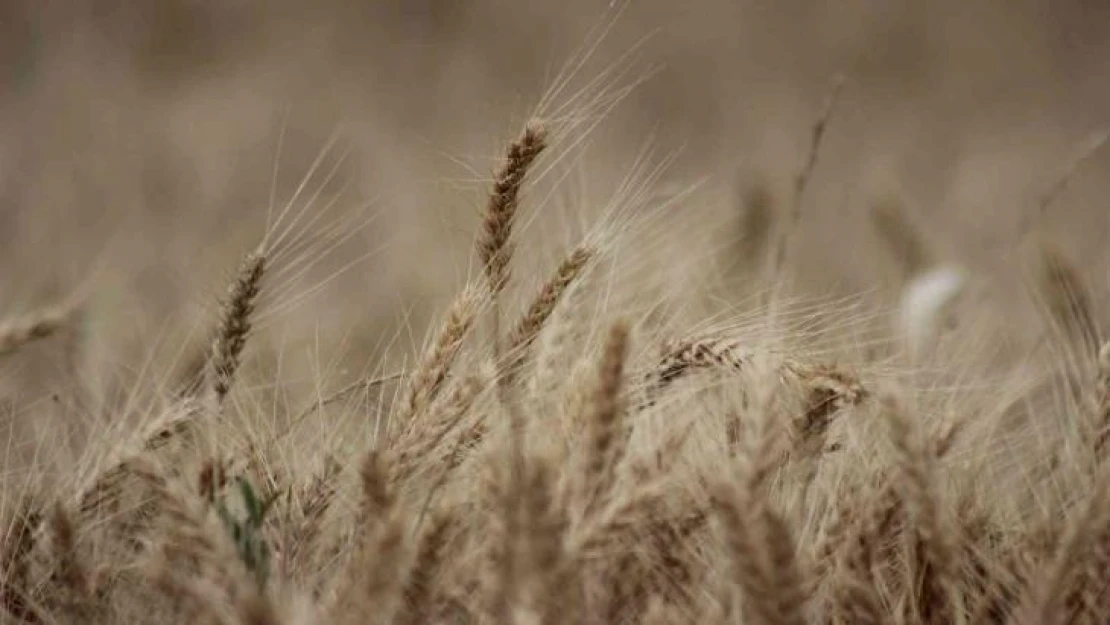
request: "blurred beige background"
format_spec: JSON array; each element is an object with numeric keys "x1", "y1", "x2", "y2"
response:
[{"x1": 0, "y1": 0, "x2": 1108, "y2": 406}]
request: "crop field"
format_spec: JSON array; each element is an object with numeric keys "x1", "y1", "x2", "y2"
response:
[{"x1": 1, "y1": 2, "x2": 1109, "y2": 624}]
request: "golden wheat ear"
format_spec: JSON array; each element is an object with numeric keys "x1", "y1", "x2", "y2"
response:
[
  {"x1": 402, "y1": 285, "x2": 481, "y2": 425},
  {"x1": 1020, "y1": 464, "x2": 1110, "y2": 624},
  {"x1": 328, "y1": 450, "x2": 408, "y2": 625},
  {"x1": 209, "y1": 249, "x2": 266, "y2": 406},
  {"x1": 882, "y1": 394, "x2": 959, "y2": 622},
  {"x1": 396, "y1": 510, "x2": 454, "y2": 625},
  {"x1": 478, "y1": 122, "x2": 548, "y2": 296},
  {"x1": 504, "y1": 244, "x2": 594, "y2": 379},
  {"x1": 578, "y1": 320, "x2": 631, "y2": 518},
  {"x1": 476, "y1": 122, "x2": 548, "y2": 360},
  {"x1": 47, "y1": 501, "x2": 94, "y2": 606},
  {"x1": 710, "y1": 477, "x2": 806, "y2": 625}
]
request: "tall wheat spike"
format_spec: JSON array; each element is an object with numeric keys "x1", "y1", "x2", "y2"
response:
[
  {"x1": 478, "y1": 122, "x2": 548, "y2": 299},
  {"x1": 211, "y1": 249, "x2": 266, "y2": 405},
  {"x1": 883, "y1": 395, "x2": 958, "y2": 624},
  {"x1": 504, "y1": 245, "x2": 594, "y2": 377},
  {"x1": 402, "y1": 285, "x2": 480, "y2": 423},
  {"x1": 580, "y1": 320, "x2": 631, "y2": 519}
]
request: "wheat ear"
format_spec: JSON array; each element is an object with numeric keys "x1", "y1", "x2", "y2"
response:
[
  {"x1": 478, "y1": 122, "x2": 548, "y2": 297},
  {"x1": 402, "y1": 285, "x2": 480, "y2": 423},
  {"x1": 211, "y1": 249, "x2": 266, "y2": 405},
  {"x1": 884, "y1": 395, "x2": 958, "y2": 623},
  {"x1": 477, "y1": 122, "x2": 547, "y2": 363},
  {"x1": 580, "y1": 321, "x2": 631, "y2": 519},
  {"x1": 710, "y1": 479, "x2": 806, "y2": 625},
  {"x1": 504, "y1": 245, "x2": 593, "y2": 378}
]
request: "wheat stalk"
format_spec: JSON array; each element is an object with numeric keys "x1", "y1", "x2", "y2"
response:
[{"x1": 768, "y1": 74, "x2": 846, "y2": 285}]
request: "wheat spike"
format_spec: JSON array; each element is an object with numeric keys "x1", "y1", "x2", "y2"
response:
[
  {"x1": 403, "y1": 285, "x2": 480, "y2": 423},
  {"x1": 211, "y1": 249, "x2": 266, "y2": 405},
  {"x1": 1027, "y1": 469, "x2": 1110, "y2": 625},
  {"x1": 478, "y1": 122, "x2": 548, "y2": 298},
  {"x1": 580, "y1": 321, "x2": 631, "y2": 518},
  {"x1": 397, "y1": 512, "x2": 453, "y2": 625},
  {"x1": 883, "y1": 395, "x2": 958, "y2": 624},
  {"x1": 710, "y1": 479, "x2": 805, "y2": 625},
  {"x1": 330, "y1": 451, "x2": 408, "y2": 625},
  {"x1": 645, "y1": 338, "x2": 754, "y2": 406},
  {"x1": 48, "y1": 502, "x2": 91, "y2": 601},
  {"x1": 505, "y1": 245, "x2": 593, "y2": 377}
]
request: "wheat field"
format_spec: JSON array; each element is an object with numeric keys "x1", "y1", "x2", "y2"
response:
[{"x1": 2, "y1": 2, "x2": 1110, "y2": 624}]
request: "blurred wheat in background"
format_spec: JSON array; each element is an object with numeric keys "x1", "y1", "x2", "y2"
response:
[{"x1": 1, "y1": 1, "x2": 1110, "y2": 623}]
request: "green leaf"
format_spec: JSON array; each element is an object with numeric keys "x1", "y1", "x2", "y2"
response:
[{"x1": 212, "y1": 476, "x2": 276, "y2": 588}]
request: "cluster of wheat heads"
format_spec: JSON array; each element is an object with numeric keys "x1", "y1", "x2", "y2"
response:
[{"x1": 1, "y1": 115, "x2": 1109, "y2": 625}]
